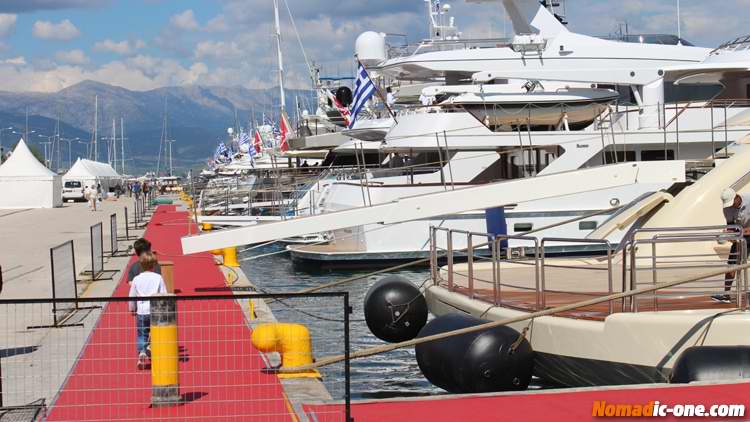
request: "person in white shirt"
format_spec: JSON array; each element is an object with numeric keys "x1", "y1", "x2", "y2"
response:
[
  {"x1": 386, "y1": 87, "x2": 395, "y2": 108},
  {"x1": 128, "y1": 251, "x2": 167, "y2": 368}
]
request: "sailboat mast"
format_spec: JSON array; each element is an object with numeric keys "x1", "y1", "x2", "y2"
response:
[
  {"x1": 273, "y1": 0, "x2": 285, "y2": 111},
  {"x1": 121, "y1": 117, "x2": 125, "y2": 175},
  {"x1": 112, "y1": 118, "x2": 116, "y2": 169},
  {"x1": 93, "y1": 95, "x2": 98, "y2": 161}
]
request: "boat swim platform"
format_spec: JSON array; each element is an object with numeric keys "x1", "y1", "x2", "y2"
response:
[
  {"x1": 304, "y1": 379, "x2": 750, "y2": 422},
  {"x1": 38, "y1": 205, "x2": 340, "y2": 421}
]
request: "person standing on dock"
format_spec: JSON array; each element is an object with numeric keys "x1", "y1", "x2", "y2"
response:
[
  {"x1": 714, "y1": 188, "x2": 750, "y2": 303},
  {"x1": 87, "y1": 184, "x2": 98, "y2": 211},
  {"x1": 129, "y1": 251, "x2": 167, "y2": 369},
  {"x1": 127, "y1": 238, "x2": 161, "y2": 282}
]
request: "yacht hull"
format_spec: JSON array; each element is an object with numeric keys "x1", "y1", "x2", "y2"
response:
[{"x1": 425, "y1": 284, "x2": 749, "y2": 388}]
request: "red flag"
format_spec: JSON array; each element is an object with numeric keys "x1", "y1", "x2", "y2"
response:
[
  {"x1": 279, "y1": 111, "x2": 293, "y2": 153},
  {"x1": 326, "y1": 90, "x2": 351, "y2": 126},
  {"x1": 253, "y1": 129, "x2": 262, "y2": 153}
]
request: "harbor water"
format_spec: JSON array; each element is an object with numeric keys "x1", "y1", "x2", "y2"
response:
[{"x1": 239, "y1": 243, "x2": 443, "y2": 399}]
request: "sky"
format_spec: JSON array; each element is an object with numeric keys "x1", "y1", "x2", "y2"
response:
[{"x1": 0, "y1": 0, "x2": 747, "y2": 93}]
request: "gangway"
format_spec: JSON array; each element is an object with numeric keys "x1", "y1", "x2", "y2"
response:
[{"x1": 181, "y1": 161, "x2": 686, "y2": 254}]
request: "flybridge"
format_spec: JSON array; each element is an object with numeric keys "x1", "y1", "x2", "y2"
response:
[{"x1": 180, "y1": 161, "x2": 686, "y2": 254}]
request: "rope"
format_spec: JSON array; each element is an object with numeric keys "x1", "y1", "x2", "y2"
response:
[{"x1": 277, "y1": 263, "x2": 750, "y2": 372}]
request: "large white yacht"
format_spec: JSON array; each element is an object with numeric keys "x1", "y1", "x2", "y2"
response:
[{"x1": 285, "y1": 3, "x2": 750, "y2": 266}]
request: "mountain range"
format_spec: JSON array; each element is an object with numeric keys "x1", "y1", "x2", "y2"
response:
[{"x1": 0, "y1": 80, "x2": 314, "y2": 175}]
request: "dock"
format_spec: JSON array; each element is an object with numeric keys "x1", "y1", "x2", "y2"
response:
[{"x1": 1, "y1": 200, "x2": 342, "y2": 421}]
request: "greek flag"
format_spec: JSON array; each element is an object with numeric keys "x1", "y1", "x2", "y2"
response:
[
  {"x1": 348, "y1": 62, "x2": 376, "y2": 129},
  {"x1": 238, "y1": 131, "x2": 254, "y2": 156},
  {"x1": 214, "y1": 142, "x2": 228, "y2": 162}
]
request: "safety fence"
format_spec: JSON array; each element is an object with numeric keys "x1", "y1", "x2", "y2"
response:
[
  {"x1": 109, "y1": 214, "x2": 119, "y2": 256},
  {"x1": 89, "y1": 223, "x2": 104, "y2": 280},
  {"x1": 0, "y1": 293, "x2": 351, "y2": 421},
  {"x1": 48, "y1": 241, "x2": 79, "y2": 328}
]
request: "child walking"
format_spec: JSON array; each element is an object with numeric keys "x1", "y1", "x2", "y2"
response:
[{"x1": 128, "y1": 251, "x2": 167, "y2": 369}]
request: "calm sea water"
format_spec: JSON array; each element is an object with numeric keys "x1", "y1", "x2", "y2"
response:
[{"x1": 239, "y1": 243, "x2": 443, "y2": 399}]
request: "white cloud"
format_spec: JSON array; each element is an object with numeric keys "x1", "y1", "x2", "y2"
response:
[
  {"x1": 55, "y1": 49, "x2": 88, "y2": 65},
  {"x1": 0, "y1": 54, "x2": 209, "y2": 92},
  {"x1": 93, "y1": 38, "x2": 144, "y2": 55},
  {"x1": 0, "y1": 14, "x2": 17, "y2": 38},
  {"x1": 205, "y1": 14, "x2": 229, "y2": 33},
  {"x1": 170, "y1": 9, "x2": 199, "y2": 31},
  {"x1": 2, "y1": 56, "x2": 24, "y2": 65},
  {"x1": 32, "y1": 19, "x2": 80, "y2": 41},
  {"x1": 194, "y1": 40, "x2": 243, "y2": 61}
]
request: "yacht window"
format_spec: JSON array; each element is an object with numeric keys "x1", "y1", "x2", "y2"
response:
[
  {"x1": 514, "y1": 223, "x2": 533, "y2": 232},
  {"x1": 604, "y1": 150, "x2": 636, "y2": 164},
  {"x1": 641, "y1": 150, "x2": 675, "y2": 161},
  {"x1": 665, "y1": 82, "x2": 722, "y2": 103},
  {"x1": 579, "y1": 221, "x2": 598, "y2": 230}
]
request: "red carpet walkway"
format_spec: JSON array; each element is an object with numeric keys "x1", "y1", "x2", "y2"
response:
[{"x1": 47, "y1": 205, "x2": 294, "y2": 421}]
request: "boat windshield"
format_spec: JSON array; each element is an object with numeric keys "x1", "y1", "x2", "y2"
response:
[{"x1": 603, "y1": 34, "x2": 694, "y2": 46}]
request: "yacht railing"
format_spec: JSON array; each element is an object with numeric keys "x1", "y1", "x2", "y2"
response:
[{"x1": 429, "y1": 225, "x2": 748, "y2": 317}]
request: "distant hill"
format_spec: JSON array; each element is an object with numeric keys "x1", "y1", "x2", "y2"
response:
[{"x1": 0, "y1": 80, "x2": 315, "y2": 175}]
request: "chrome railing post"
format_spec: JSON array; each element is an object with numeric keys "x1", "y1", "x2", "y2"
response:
[
  {"x1": 606, "y1": 241, "x2": 613, "y2": 315},
  {"x1": 535, "y1": 238, "x2": 541, "y2": 311},
  {"x1": 467, "y1": 233, "x2": 474, "y2": 299},
  {"x1": 739, "y1": 238, "x2": 746, "y2": 309},
  {"x1": 429, "y1": 226, "x2": 437, "y2": 284},
  {"x1": 652, "y1": 242, "x2": 658, "y2": 312},
  {"x1": 630, "y1": 241, "x2": 638, "y2": 312},
  {"x1": 540, "y1": 239, "x2": 546, "y2": 310},
  {"x1": 491, "y1": 237, "x2": 499, "y2": 305},
  {"x1": 447, "y1": 230, "x2": 454, "y2": 292}
]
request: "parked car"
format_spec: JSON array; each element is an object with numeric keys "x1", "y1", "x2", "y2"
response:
[{"x1": 62, "y1": 180, "x2": 86, "y2": 202}]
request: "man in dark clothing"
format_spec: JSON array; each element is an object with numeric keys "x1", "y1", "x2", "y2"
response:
[
  {"x1": 713, "y1": 188, "x2": 750, "y2": 303},
  {"x1": 127, "y1": 238, "x2": 161, "y2": 282}
]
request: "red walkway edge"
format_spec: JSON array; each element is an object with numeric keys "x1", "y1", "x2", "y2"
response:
[
  {"x1": 47, "y1": 205, "x2": 294, "y2": 421},
  {"x1": 306, "y1": 380, "x2": 750, "y2": 422}
]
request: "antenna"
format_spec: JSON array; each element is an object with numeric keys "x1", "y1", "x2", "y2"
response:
[{"x1": 676, "y1": 0, "x2": 681, "y2": 41}]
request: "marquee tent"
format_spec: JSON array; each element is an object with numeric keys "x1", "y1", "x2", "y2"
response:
[
  {"x1": 0, "y1": 139, "x2": 62, "y2": 208},
  {"x1": 63, "y1": 158, "x2": 122, "y2": 192}
]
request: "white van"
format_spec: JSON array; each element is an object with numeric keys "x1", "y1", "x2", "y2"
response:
[{"x1": 62, "y1": 180, "x2": 86, "y2": 201}]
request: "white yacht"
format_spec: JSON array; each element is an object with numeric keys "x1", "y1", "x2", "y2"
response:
[{"x1": 285, "y1": 3, "x2": 750, "y2": 266}]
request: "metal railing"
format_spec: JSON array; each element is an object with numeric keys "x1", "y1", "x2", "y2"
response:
[
  {"x1": 0, "y1": 293, "x2": 351, "y2": 421},
  {"x1": 430, "y1": 225, "x2": 748, "y2": 317}
]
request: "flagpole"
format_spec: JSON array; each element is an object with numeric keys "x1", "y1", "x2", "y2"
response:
[{"x1": 355, "y1": 56, "x2": 398, "y2": 123}]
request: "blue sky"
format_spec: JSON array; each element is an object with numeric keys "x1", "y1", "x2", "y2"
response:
[{"x1": 0, "y1": 0, "x2": 745, "y2": 92}]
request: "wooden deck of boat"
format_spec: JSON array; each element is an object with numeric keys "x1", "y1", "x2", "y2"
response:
[
  {"x1": 453, "y1": 287, "x2": 735, "y2": 320},
  {"x1": 441, "y1": 259, "x2": 734, "y2": 320}
]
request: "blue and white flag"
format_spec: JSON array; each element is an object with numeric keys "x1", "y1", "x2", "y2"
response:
[
  {"x1": 214, "y1": 142, "x2": 228, "y2": 162},
  {"x1": 239, "y1": 131, "x2": 255, "y2": 156},
  {"x1": 348, "y1": 62, "x2": 376, "y2": 129}
]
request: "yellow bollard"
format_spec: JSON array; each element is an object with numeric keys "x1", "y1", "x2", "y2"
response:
[
  {"x1": 251, "y1": 323, "x2": 320, "y2": 379},
  {"x1": 150, "y1": 296, "x2": 180, "y2": 406},
  {"x1": 222, "y1": 247, "x2": 240, "y2": 267},
  {"x1": 201, "y1": 223, "x2": 213, "y2": 231}
]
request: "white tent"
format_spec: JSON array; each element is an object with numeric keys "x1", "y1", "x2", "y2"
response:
[
  {"x1": 0, "y1": 139, "x2": 62, "y2": 208},
  {"x1": 63, "y1": 158, "x2": 122, "y2": 192}
]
